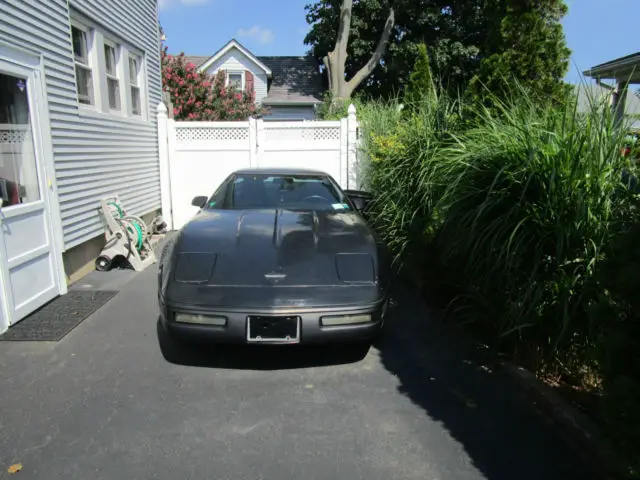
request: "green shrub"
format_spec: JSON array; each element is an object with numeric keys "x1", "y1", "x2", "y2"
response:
[
  {"x1": 590, "y1": 216, "x2": 640, "y2": 476},
  {"x1": 316, "y1": 91, "x2": 368, "y2": 121},
  {"x1": 404, "y1": 44, "x2": 436, "y2": 111},
  {"x1": 358, "y1": 90, "x2": 463, "y2": 264},
  {"x1": 359, "y1": 80, "x2": 640, "y2": 475},
  {"x1": 431, "y1": 87, "x2": 635, "y2": 362}
]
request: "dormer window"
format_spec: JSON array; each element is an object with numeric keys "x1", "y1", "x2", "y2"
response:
[
  {"x1": 226, "y1": 71, "x2": 244, "y2": 90},
  {"x1": 228, "y1": 73, "x2": 242, "y2": 89}
]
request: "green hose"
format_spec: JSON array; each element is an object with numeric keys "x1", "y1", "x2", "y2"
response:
[
  {"x1": 108, "y1": 201, "x2": 124, "y2": 218},
  {"x1": 131, "y1": 222, "x2": 143, "y2": 250},
  {"x1": 108, "y1": 200, "x2": 145, "y2": 252},
  {"x1": 122, "y1": 218, "x2": 144, "y2": 252}
]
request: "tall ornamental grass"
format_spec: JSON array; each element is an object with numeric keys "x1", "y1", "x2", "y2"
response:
[
  {"x1": 433, "y1": 88, "x2": 637, "y2": 363},
  {"x1": 360, "y1": 83, "x2": 637, "y2": 362},
  {"x1": 359, "y1": 91, "x2": 464, "y2": 264},
  {"x1": 358, "y1": 82, "x2": 640, "y2": 475}
]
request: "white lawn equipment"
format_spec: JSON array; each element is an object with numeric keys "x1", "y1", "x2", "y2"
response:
[{"x1": 96, "y1": 196, "x2": 158, "y2": 272}]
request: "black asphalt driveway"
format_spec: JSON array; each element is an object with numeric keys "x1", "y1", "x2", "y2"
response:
[{"x1": 0, "y1": 261, "x2": 596, "y2": 479}]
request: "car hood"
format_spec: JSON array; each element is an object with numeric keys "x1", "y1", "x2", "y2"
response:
[{"x1": 171, "y1": 208, "x2": 381, "y2": 287}]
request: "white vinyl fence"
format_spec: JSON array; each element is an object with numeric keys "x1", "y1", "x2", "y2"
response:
[{"x1": 157, "y1": 103, "x2": 362, "y2": 230}]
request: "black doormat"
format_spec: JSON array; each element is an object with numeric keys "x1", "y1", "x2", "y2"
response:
[{"x1": 0, "y1": 290, "x2": 119, "y2": 342}]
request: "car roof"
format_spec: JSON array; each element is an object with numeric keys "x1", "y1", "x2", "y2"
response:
[{"x1": 232, "y1": 167, "x2": 329, "y2": 176}]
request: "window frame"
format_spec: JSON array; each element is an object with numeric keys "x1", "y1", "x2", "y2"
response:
[
  {"x1": 69, "y1": 13, "x2": 147, "y2": 121},
  {"x1": 70, "y1": 20, "x2": 95, "y2": 106},
  {"x1": 127, "y1": 52, "x2": 143, "y2": 117},
  {"x1": 102, "y1": 38, "x2": 121, "y2": 112},
  {"x1": 226, "y1": 70, "x2": 245, "y2": 91}
]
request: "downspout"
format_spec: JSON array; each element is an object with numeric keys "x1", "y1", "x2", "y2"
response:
[
  {"x1": 595, "y1": 77, "x2": 627, "y2": 126},
  {"x1": 613, "y1": 79, "x2": 629, "y2": 127}
]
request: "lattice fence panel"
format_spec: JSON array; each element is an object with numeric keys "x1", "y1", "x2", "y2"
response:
[
  {"x1": 175, "y1": 126, "x2": 249, "y2": 143},
  {"x1": 264, "y1": 126, "x2": 340, "y2": 142}
]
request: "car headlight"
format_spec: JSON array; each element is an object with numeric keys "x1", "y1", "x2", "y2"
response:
[
  {"x1": 174, "y1": 313, "x2": 227, "y2": 326},
  {"x1": 320, "y1": 313, "x2": 371, "y2": 326}
]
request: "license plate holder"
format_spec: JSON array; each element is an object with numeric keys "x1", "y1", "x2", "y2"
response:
[{"x1": 247, "y1": 316, "x2": 300, "y2": 343}]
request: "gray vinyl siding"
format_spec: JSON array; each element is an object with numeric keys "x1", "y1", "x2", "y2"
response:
[{"x1": 0, "y1": 0, "x2": 162, "y2": 250}]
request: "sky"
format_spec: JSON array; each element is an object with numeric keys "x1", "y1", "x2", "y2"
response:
[
  {"x1": 158, "y1": 0, "x2": 310, "y2": 57},
  {"x1": 562, "y1": 0, "x2": 640, "y2": 84},
  {"x1": 159, "y1": 0, "x2": 640, "y2": 85}
]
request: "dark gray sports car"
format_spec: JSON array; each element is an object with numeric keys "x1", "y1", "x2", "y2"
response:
[{"x1": 158, "y1": 168, "x2": 392, "y2": 346}]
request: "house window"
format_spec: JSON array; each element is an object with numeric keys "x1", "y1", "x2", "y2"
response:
[
  {"x1": 129, "y1": 54, "x2": 141, "y2": 116},
  {"x1": 228, "y1": 72, "x2": 243, "y2": 90},
  {"x1": 70, "y1": 14, "x2": 146, "y2": 120},
  {"x1": 71, "y1": 25, "x2": 94, "y2": 105},
  {"x1": 104, "y1": 42, "x2": 120, "y2": 111}
]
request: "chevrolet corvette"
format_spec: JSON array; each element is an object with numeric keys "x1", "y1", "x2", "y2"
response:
[{"x1": 158, "y1": 168, "x2": 392, "y2": 346}]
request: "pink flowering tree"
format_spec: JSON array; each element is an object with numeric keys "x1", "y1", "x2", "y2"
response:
[{"x1": 161, "y1": 45, "x2": 266, "y2": 121}]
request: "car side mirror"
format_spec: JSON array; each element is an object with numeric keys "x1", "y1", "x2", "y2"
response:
[
  {"x1": 344, "y1": 189, "x2": 373, "y2": 213},
  {"x1": 191, "y1": 196, "x2": 208, "y2": 208}
]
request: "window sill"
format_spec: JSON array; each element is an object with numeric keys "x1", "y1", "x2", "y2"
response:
[{"x1": 78, "y1": 105, "x2": 149, "y2": 125}]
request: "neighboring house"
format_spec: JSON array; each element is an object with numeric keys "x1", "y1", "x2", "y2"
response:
[
  {"x1": 583, "y1": 52, "x2": 640, "y2": 131},
  {"x1": 184, "y1": 39, "x2": 323, "y2": 121},
  {"x1": 574, "y1": 83, "x2": 640, "y2": 131},
  {"x1": 0, "y1": 0, "x2": 162, "y2": 334}
]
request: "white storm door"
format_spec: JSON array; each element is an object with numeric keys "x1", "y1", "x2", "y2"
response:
[{"x1": 0, "y1": 59, "x2": 61, "y2": 330}]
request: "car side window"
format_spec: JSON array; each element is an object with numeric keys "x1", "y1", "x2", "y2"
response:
[{"x1": 205, "y1": 176, "x2": 235, "y2": 209}]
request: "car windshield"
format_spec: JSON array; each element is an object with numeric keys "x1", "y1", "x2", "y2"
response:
[{"x1": 206, "y1": 173, "x2": 351, "y2": 212}]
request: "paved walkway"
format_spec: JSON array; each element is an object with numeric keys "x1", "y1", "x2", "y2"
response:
[{"x1": 0, "y1": 263, "x2": 596, "y2": 479}]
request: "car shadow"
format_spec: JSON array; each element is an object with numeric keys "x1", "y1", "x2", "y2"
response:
[
  {"x1": 156, "y1": 318, "x2": 370, "y2": 370},
  {"x1": 375, "y1": 282, "x2": 603, "y2": 480}
]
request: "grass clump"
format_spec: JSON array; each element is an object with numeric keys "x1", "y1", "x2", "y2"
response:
[{"x1": 357, "y1": 80, "x2": 640, "y2": 476}]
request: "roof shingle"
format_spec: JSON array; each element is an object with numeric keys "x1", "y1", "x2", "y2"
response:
[
  {"x1": 183, "y1": 55, "x2": 209, "y2": 68},
  {"x1": 258, "y1": 56, "x2": 322, "y2": 104}
]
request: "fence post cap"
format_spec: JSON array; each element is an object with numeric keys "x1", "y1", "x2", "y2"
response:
[
  {"x1": 348, "y1": 103, "x2": 356, "y2": 115},
  {"x1": 157, "y1": 102, "x2": 168, "y2": 114}
]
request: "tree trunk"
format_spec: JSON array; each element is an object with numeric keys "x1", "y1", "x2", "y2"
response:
[{"x1": 325, "y1": 0, "x2": 395, "y2": 101}]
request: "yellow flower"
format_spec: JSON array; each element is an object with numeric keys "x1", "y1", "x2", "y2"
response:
[{"x1": 369, "y1": 133, "x2": 406, "y2": 162}]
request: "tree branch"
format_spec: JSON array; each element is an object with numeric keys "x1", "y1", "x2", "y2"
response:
[
  {"x1": 344, "y1": 7, "x2": 395, "y2": 98},
  {"x1": 323, "y1": 55, "x2": 332, "y2": 91},
  {"x1": 326, "y1": 0, "x2": 353, "y2": 97},
  {"x1": 335, "y1": 0, "x2": 353, "y2": 59}
]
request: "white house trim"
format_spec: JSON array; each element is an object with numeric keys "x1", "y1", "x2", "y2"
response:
[{"x1": 198, "y1": 39, "x2": 272, "y2": 77}]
